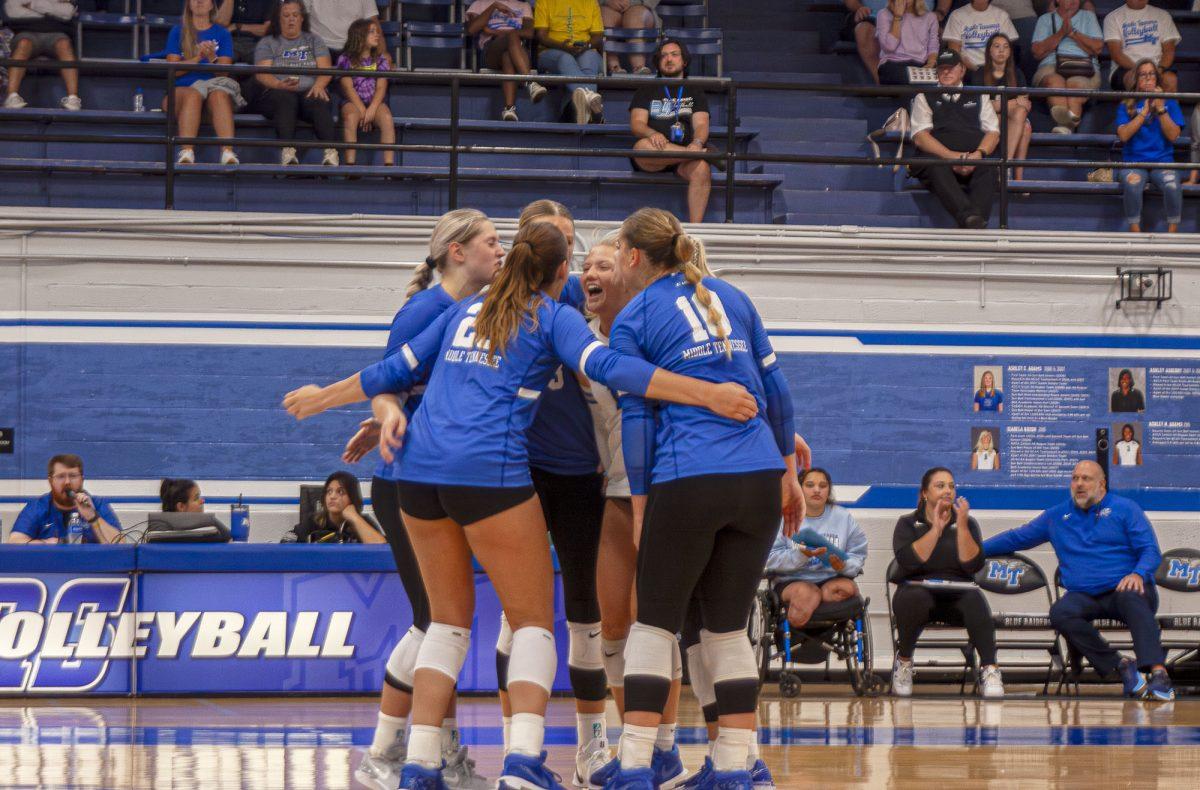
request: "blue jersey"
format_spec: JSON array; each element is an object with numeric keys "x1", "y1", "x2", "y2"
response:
[
  {"x1": 974, "y1": 389, "x2": 1003, "y2": 411},
  {"x1": 359, "y1": 292, "x2": 659, "y2": 488},
  {"x1": 526, "y1": 276, "x2": 601, "y2": 476},
  {"x1": 11, "y1": 493, "x2": 122, "y2": 544},
  {"x1": 612, "y1": 273, "x2": 793, "y2": 494},
  {"x1": 374, "y1": 284, "x2": 458, "y2": 481}
]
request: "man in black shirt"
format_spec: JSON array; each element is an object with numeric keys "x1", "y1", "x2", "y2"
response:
[
  {"x1": 218, "y1": 0, "x2": 273, "y2": 63},
  {"x1": 629, "y1": 38, "x2": 712, "y2": 223}
]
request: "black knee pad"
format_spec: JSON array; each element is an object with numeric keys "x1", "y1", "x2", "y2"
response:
[
  {"x1": 569, "y1": 666, "x2": 609, "y2": 702},
  {"x1": 496, "y1": 649, "x2": 510, "y2": 692},
  {"x1": 713, "y1": 678, "x2": 760, "y2": 716}
]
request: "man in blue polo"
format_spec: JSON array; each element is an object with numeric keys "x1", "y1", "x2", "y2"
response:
[
  {"x1": 8, "y1": 454, "x2": 121, "y2": 544},
  {"x1": 983, "y1": 460, "x2": 1173, "y2": 701}
]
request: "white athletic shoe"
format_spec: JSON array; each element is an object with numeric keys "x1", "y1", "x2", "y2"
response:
[
  {"x1": 4, "y1": 93, "x2": 27, "y2": 109},
  {"x1": 220, "y1": 148, "x2": 239, "y2": 165},
  {"x1": 354, "y1": 751, "x2": 402, "y2": 790},
  {"x1": 573, "y1": 736, "x2": 611, "y2": 788},
  {"x1": 980, "y1": 665, "x2": 1005, "y2": 699},
  {"x1": 501, "y1": 105, "x2": 519, "y2": 122},
  {"x1": 527, "y1": 81, "x2": 547, "y2": 103},
  {"x1": 585, "y1": 90, "x2": 603, "y2": 119},
  {"x1": 322, "y1": 148, "x2": 340, "y2": 166},
  {"x1": 571, "y1": 87, "x2": 590, "y2": 124},
  {"x1": 280, "y1": 146, "x2": 299, "y2": 166},
  {"x1": 442, "y1": 745, "x2": 489, "y2": 789},
  {"x1": 892, "y1": 658, "x2": 913, "y2": 697},
  {"x1": 60, "y1": 94, "x2": 82, "y2": 111},
  {"x1": 176, "y1": 148, "x2": 195, "y2": 165}
]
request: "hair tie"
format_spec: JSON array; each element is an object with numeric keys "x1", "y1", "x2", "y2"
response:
[
  {"x1": 672, "y1": 233, "x2": 682, "y2": 246},
  {"x1": 424, "y1": 255, "x2": 436, "y2": 267}
]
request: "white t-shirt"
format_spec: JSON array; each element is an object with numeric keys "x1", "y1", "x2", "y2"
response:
[
  {"x1": 1116, "y1": 439, "x2": 1140, "y2": 466},
  {"x1": 943, "y1": 4, "x2": 1020, "y2": 69},
  {"x1": 976, "y1": 448, "x2": 997, "y2": 470},
  {"x1": 1103, "y1": 4, "x2": 1181, "y2": 74},
  {"x1": 304, "y1": 0, "x2": 379, "y2": 50},
  {"x1": 585, "y1": 318, "x2": 629, "y2": 498},
  {"x1": 991, "y1": 0, "x2": 1036, "y2": 21}
]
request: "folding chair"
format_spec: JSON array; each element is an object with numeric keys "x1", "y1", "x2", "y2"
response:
[
  {"x1": 885, "y1": 559, "x2": 981, "y2": 695},
  {"x1": 975, "y1": 553, "x2": 1068, "y2": 695},
  {"x1": 404, "y1": 22, "x2": 466, "y2": 70},
  {"x1": 1154, "y1": 548, "x2": 1200, "y2": 668}
]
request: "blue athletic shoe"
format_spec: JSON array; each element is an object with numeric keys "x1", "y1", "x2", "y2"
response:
[
  {"x1": 601, "y1": 767, "x2": 655, "y2": 790},
  {"x1": 498, "y1": 751, "x2": 565, "y2": 790},
  {"x1": 587, "y1": 757, "x2": 619, "y2": 788},
  {"x1": 747, "y1": 759, "x2": 775, "y2": 790},
  {"x1": 1119, "y1": 656, "x2": 1147, "y2": 697},
  {"x1": 708, "y1": 769, "x2": 754, "y2": 790},
  {"x1": 399, "y1": 763, "x2": 448, "y2": 790},
  {"x1": 652, "y1": 745, "x2": 690, "y2": 789},
  {"x1": 1144, "y1": 669, "x2": 1176, "y2": 702},
  {"x1": 679, "y1": 757, "x2": 713, "y2": 789}
]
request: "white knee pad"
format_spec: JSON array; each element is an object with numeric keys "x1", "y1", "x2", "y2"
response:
[
  {"x1": 624, "y1": 622, "x2": 676, "y2": 682},
  {"x1": 507, "y1": 626, "x2": 557, "y2": 693},
  {"x1": 496, "y1": 612, "x2": 513, "y2": 656},
  {"x1": 686, "y1": 643, "x2": 716, "y2": 708},
  {"x1": 700, "y1": 628, "x2": 758, "y2": 685},
  {"x1": 567, "y1": 621, "x2": 603, "y2": 670},
  {"x1": 386, "y1": 625, "x2": 425, "y2": 689},
  {"x1": 414, "y1": 622, "x2": 471, "y2": 681},
  {"x1": 602, "y1": 637, "x2": 627, "y2": 687}
]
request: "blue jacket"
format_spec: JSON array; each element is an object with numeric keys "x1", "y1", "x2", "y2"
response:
[{"x1": 982, "y1": 493, "x2": 1161, "y2": 595}]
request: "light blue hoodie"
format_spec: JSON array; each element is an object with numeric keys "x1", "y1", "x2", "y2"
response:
[{"x1": 764, "y1": 504, "x2": 868, "y2": 584}]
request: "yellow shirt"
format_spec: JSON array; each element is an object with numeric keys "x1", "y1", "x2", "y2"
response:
[{"x1": 533, "y1": 0, "x2": 603, "y2": 46}]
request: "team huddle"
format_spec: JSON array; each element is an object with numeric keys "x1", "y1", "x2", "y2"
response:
[{"x1": 284, "y1": 201, "x2": 800, "y2": 790}]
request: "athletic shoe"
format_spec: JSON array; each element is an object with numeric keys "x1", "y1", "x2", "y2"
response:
[
  {"x1": 499, "y1": 751, "x2": 566, "y2": 790},
  {"x1": 585, "y1": 90, "x2": 604, "y2": 118},
  {"x1": 4, "y1": 93, "x2": 27, "y2": 109},
  {"x1": 892, "y1": 658, "x2": 913, "y2": 697},
  {"x1": 61, "y1": 94, "x2": 82, "y2": 111},
  {"x1": 747, "y1": 759, "x2": 774, "y2": 790},
  {"x1": 322, "y1": 148, "x2": 340, "y2": 166},
  {"x1": 1119, "y1": 656, "x2": 1147, "y2": 697},
  {"x1": 220, "y1": 148, "x2": 239, "y2": 165},
  {"x1": 443, "y1": 745, "x2": 489, "y2": 789},
  {"x1": 280, "y1": 146, "x2": 299, "y2": 166},
  {"x1": 501, "y1": 105, "x2": 519, "y2": 122},
  {"x1": 633, "y1": 66, "x2": 653, "y2": 76},
  {"x1": 600, "y1": 767, "x2": 655, "y2": 790},
  {"x1": 527, "y1": 82, "x2": 547, "y2": 103},
  {"x1": 979, "y1": 665, "x2": 1004, "y2": 699},
  {"x1": 587, "y1": 756, "x2": 619, "y2": 788},
  {"x1": 652, "y1": 745, "x2": 690, "y2": 789},
  {"x1": 609, "y1": 65, "x2": 627, "y2": 75},
  {"x1": 1051, "y1": 125, "x2": 1072, "y2": 135},
  {"x1": 176, "y1": 148, "x2": 195, "y2": 165},
  {"x1": 707, "y1": 769, "x2": 754, "y2": 790},
  {"x1": 574, "y1": 737, "x2": 611, "y2": 788},
  {"x1": 1144, "y1": 669, "x2": 1176, "y2": 702},
  {"x1": 571, "y1": 88, "x2": 590, "y2": 124},
  {"x1": 1050, "y1": 105, "x2": 1078, "y2": 129},
  {"x1": 679, "y1": 758, "x2": 713, "y2": 789},
  {"x1": 356, "y1": 752, "x2": 403, "y2": 790},
  {"x1": 399, "y1": 762, "x2": 447, "y2": 790}
]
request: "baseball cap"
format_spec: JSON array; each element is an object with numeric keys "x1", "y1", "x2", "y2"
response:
[{"x1": 935, "y1": 48, "x2": 962, "y2": 69}]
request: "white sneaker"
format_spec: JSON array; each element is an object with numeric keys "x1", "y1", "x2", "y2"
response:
[
  {"x1": 4, "y1": 93, "x2": 27, "y2": 109},
  {"x1": 1051, "y1": 125, "x2": 1072, "y2": 135},
  {"x1": 220, "y1": 148, "x2": 239, "y2": 165},
  {"x1": 571, "y1": 87, "x2": 590, "y2": 124},
  {"x1": 892, "y1": 658, "x2": 913, "y2": 697},
  {"x1": 322, "y1": 148, "x2": 339, "y2": 166},
  {"x1": 501, "y1": 105, "x2": 518, "y2": 122},
  {"x1": 573, "y1": 736, "x2": 611, "y2": 788},
  {"x1": 60, "y1": 94, "x2": 82, "y2": 111},
  {"x1": 354, "y1": 751, "x2": 403, "y2": 790},
  {"x1": 527, "y1": 81, "x2": 547, "y2": 103},
  {"x1": 442, "y1": 745, "x2": 489, "y2": 790},
  {"x1": 280, "y1": 146, "x2": 299, "y2": 166},
  {"x1": 586, "y1": 89, "x2": 603, "y2": 118},
  {"x1": 980, "y1": 665, "x2": 1005, "y2": 699},
  {"x1": 176, "y1": 148, "x2": 195, "y2": 165},
  {"x1": 1050, "y1": 104, "x2": 1078, "y2": 128}
]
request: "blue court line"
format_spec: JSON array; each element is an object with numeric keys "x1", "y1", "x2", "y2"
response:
[{"x1": 1, "y1": 724, "x2": 1198, "y2": 748}]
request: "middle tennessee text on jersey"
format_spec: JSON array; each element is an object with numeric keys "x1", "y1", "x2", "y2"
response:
[
  {"x1": 612, "y1": 272, "x2": 794, "y2": 494},
  {"x1": 359, "y1": 293, "x2": 659, "y2": 488}
]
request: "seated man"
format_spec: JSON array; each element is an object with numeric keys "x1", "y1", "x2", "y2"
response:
[
  {"x1": 304, "y1": 0, "x2": 378, "y2": 58},
  {"x1": 8, "y1": 454, "x2": 121, "y2": 544},
  {"x1": 842, "y1": 0, "x2": 888, "y2": 84},
  {"x1": 629, "y1": 38, "x2": 713, "y2": 224},
  {"x1": 909, "y1": 48, "x2": 1000, "y2": 229},
  {"x1": 217, "y1": 0, "x2": 273, "y2": 63},
  {"x1": 983, "y1": 460, "x2": 1174, "y2": 701},
  {"x1": 3, "y1": 0, "x2": 81, "y2": 110},
  {"x1": 534, "y1": 0, "x2": 605, "y2": 124}
]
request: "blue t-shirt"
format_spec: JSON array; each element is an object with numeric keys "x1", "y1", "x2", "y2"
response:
[
  {"x1": 359, "y1": 292, "x2": 657, "y2": 488},
  {"x1": 11, "y1": 493, "x2": 122, "y2": 544},
  {"x1": 374, "y1": 284, "x2": 458, "y2": 482},
  {"x1": 612, "y1": 273, "x2": 790, "y2": 493},
  {"x1": 1032, "y1": 11, "x2": 1102, "y2": 71},
  {"x1": 166, "y1": 24, "x2": 234, "y2": 86},
  {"x1": 974, "y1": 389, "x2": 1004, "y2": 411},
  {"x1": 1117, "y1": 98, "x2": 1185, "y2": 163}
]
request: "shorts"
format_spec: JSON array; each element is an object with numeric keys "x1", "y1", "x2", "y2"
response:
[
  {"x1": 481, "y1": 35, "x2": 514, "y2": 70},
  {"x1": 1033, "y1": 63, "x2": 1102, "y2": 90},
  {"x1": 839, "y1": 11, "x2": 875, "y2": 42},
  {"x1": 184, "y1": 76, "x2": 243, "y2": 102},
  {"x1": 630, "y1": 155, "x2": 679, "y2": 174},
  {"x1": 395, "y1": 480, "x2": 535, "y2": 526},
  {"x1": 12, "y1": 31, "x2": 69, "y2": 58}
]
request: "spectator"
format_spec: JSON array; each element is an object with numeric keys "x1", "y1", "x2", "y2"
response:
[
  {"x1": 600, "y1": 0, "x2": 657, "y2": 75},
  {"x1": 973, "y1": 33, "x2": 1032, "y2": 180},
  {"x1": 1112, "y1": 368, "x2": 1147, "y2": 412},
  {"x1": 160, "y1": 478, "x2": 206, "y2": 512},
  {"x1": 629, "y1": 38, "x2": 712, "y2": 223},
  {"x1": 973, "y1": 369, "x2": 1004, "y2": 412},
  {"x1": 7, "y1": 454, "x2": 122, "y2": 544},
  {"x1": 909, "y1": 48, "x2": 1000, "y2": 229},
  {"x1": 983, "y1": 460, "x2": 1174, "y2": 701},
  {"x1": 1031, "y1": 0, "x2": 1102, "y2": 134},
  {"x1": 875, "y1": 0, "x2": 940, "y2": 86},
  {"x1": 254, "y1": 0, "x2": 338, "y2": 167},
  {"x1": 891, "y1": 467, "x2": 1002, "y2": 698},
  {"x1": 1104, "y1": 0, "x2": 1179, "y2": 93},
  {"x1": 971, "y1": 429, "x2": 1001, "y2": 470},
  {"x1": 535, "y1": 0, "x2": 605, "y2": 124},
  {"x1": 989, "y1": 0, "x2": 1041, "y2": 72},
  {"x1": 3, "y1": 0, "x2": 81, "y2": 110},
  {"x1": 843, "y1": 0, "x2": 890, "y2": 83},
  {"x1": 465, "y1": 0, "x2": 547, "y2": 121},
  {"x1": 943, "y1": 0, "x2": 1019, "y2": 73},
  {"x1": 336, "y1": 19, "x2": 395, "y2": 165},
  {"x1": 216, "y1": 0, "x2": 272, "y2": 63},
  {"x1": 1116, "y1": 58, "x2": 1183, "y2": 233},
  {"x1": 303, "y1": 0, "x2": 377, "y2": 57},
  {"x1": 1113, "y1": 423, "x2": 1143, "y2": 466},
  {"x1": 288, "y1": 471, "x2": 385, "y2": 544},
  {"x1": 165, "y1": 0, "x2": 240, "y2": 166},
  {"x1": 764, "y1": 468, "x2": 868, "y2": 628}
]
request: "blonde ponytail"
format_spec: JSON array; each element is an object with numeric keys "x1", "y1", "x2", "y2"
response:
[{"x1": 406, "y1": 208, "x2": 490, "y2": 299}]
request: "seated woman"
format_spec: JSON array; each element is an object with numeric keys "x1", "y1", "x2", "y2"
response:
[
  {"x1": 765, "y1": 468, "x2": 868, "y2": 628},
  {"x1": 1116, "y1": 59, "x2": 1184, "y2": 234},
  {"x1": 1029, "y1": 0, "x2": 1102, "y2": 135},
  {"x1": 160, "y1": 478, "x2": 205, "y2": 512},
  {"x1": 874, "y1": 0, "x2": 938, "y2": 86},
  {"x1": 891, "y1": 467, "x2": 1002, "y2": 698},
  {"x1": 973, "y1": 33, "x2": 1031, "y2": 181},
  {"x1": 465, "y1": 0, "x2": 546, "y2": 121},
  {"x1": 289, "y1": 471, "x2": 385, "y2": 544},
  {"x1": 600, "y1": 0, "x2": 657, "y2": 75},
  {"x1": 165, "y1": 0, "x2": 240, "y2": 165}
]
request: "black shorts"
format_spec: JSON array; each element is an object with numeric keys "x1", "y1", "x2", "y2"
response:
[
  {"x1": 839, "y1": 11, "x2": 876, "y2": 42},
  {"x1": 630, "y1": 156, "x2": 679, "y2": 174},
  {"x1": 396, "y1": 480, "x2": 535, "y2": 526}
]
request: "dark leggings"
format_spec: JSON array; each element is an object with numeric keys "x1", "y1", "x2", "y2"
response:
[
  {"x1": 372, "y1": 477, "x2": 431, "y2": 632},
  {"x1": 257, "y1": 88, "x2": 336, "y2": 143},
  {"x1": 530, "y1": 467, "x2": 605, "y2": 624},
  {"x1": 893, "y1": 584, "x2": 997, "y2": 665}
]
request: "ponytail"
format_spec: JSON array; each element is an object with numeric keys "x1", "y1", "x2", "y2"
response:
[
  {"x1": 406, "y1": 208, "x2": 491, "y2": 299},
  {"x1": 473, "y1": 222, "x2": 567, "y2": 361}
]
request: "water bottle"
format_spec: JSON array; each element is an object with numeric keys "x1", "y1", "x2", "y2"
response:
[
  {"x1": 134, "y1": 88, "x2": 145, "y2": 113},
  {"x1": 67, "y1": 511, "x2": 86, "y2": 544}
]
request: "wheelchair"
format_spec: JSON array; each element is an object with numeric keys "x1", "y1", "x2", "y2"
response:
[{"x1": 752, "y1": 577, "x2": 885, "y2": 697}]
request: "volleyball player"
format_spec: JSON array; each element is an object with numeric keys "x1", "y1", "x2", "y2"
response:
[
  {"x1": 353, "y1": 209, "x2": 503, "y2": 790},
  {"x1": 605, "y1": 208, "x2": 802, "y2": 790},
  {"x1": 284, "y1": 221, "x2": 759, "y2": 790}
]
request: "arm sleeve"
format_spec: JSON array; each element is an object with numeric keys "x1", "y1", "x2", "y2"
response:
[
  {"x1": 979, "y1": 95, "x2": 1000, "y2": 134},
  {"x1": 910, "y1": 93, "x2": 933, "y2": 135},
  {"x1": 166, "y1": 26, "x2": 183, "y2": 56},
  {"x1": 10, "y1": 502, "x2": 39, "y2": 537},
  {"x1": 892, "y1": 517, "x2": 926, "y2": 574},
  {"x1": 764, "y1": 530, "x2": 806, "y2": 576},
  {"x1": 533, "y1": 1, "x2": 547, "y2": 28},
  {"x1": 1163, "y1": 16, "x2": 1181, "y2": 44},
  {"x1": 1116, "y1": 101, "x2": 1131, "y2": 127},
  {"x1": 215, "y1": 27, "x2": 234, "y2": 57},
  {"x1": 942, "y1": 11, "x2": 962, "y2": 42},
  {"x1": 1032, "y1": 14, "x2": 1049, "y2": 46},
  {"x1": 876, "y1": 10, "x2": 899, "y2": 54},
  {"x1": 841, "y1": 513, "x2": 869, "y2": 577},
  {"x1": 360, "y1": 306, "x2": 454, "y2": 396},
  {"x1": 1002, "y1": 12, "x2": 1018, "y2": 40},
  {"x1": 981, "y1": 511, "x2": 1052, "y2": 556},
  {"x1": 747, "y1": 294, "x2": 794, "y2": 455},
  {"x1": 98, "y1": 500, "x2": 122, "y2": 530},
  {"x1": 1169, "y1": 100, "x2": 1186, "y2": 128},
  {"x1": 961, "y1": 517, "x2": 986, "y2": 575},
  {"x1": 1127, "y1": 504, "x2": 1163, "y2": 582},
  {"x1": 610, "y1": 315, "x2": 655, "y2": 496},
  {"x1": 1103, "y1": 12, "x2": 1118, "y2": 43},
  {"x1": 313, "y1": 35, "x2": 331, "y2": 59},
  {"x1": 550, "y1": 306, "x2": 656, "y2": 396}
]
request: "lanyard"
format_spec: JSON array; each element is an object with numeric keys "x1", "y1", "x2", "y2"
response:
[{"x1": 663, "y1": 85, "x2": 684, "y2": 114}]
